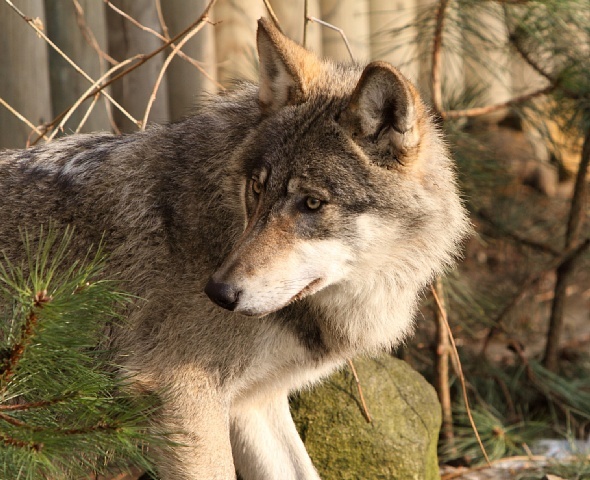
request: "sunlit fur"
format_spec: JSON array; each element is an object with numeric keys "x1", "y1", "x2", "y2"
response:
[{"x1": 0, "y1": 18, "x2": 470, "y2": 480}]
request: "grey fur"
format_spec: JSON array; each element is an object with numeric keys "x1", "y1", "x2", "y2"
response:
[{"x1": 0, "y1": 19, "x2": 469, "y2": 479}]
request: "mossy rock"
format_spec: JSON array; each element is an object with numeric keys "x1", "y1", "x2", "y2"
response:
[{"x1": 290, "y1": 355, "x2": 441, "y2": 480}]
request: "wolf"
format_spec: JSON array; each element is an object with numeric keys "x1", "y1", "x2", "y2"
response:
[{"x1": 0, "y1": 18, "x2": 469, "y2": 480}]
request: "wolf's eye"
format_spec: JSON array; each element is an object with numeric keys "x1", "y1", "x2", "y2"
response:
[
  {"x1": 251, "y1": 179, "x2": 263, "y2": 195},
  {"x1": 305, "y1": 197, "x2": 323, "y2": 211}
]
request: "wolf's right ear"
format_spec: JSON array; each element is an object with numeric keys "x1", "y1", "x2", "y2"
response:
[
  {"x1": 256, "y1": 18, "x2": 322, "y2": 113},
  {"x1": 339, "y1": 61, "x2": 424, "y2": 166}
]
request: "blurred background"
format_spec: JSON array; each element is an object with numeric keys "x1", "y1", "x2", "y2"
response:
[{"x1": 0, "y1": 1, "x2": 588, "y2": 479}]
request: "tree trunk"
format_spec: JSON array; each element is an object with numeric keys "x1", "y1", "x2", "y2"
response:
[
  {"x1": 106, "y1": 0, "x2": 170, "y2": 132},
  {"x1": 45, "y1": 0, "x2": 111, "y2": 133},
  {"x1": 0, "y1": 0, "x2": 52, "y2": 148},
  {"x1": 543, "y1": 128, "x2": 590, "y2": 371},
  {"x1": 213, "y1": 0, "x2": 265, "y2": 86},
  {"x1": 160, "y1": 0, "x2": 218, "y2": 121}
]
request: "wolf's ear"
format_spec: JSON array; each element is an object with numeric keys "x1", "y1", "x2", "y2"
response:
[
  {"x1": 256, "y1": 18, "x2": 321, "y2": 113},
  {"x1": 339, "y1": 61, "x2": 422, "y2": 165}
]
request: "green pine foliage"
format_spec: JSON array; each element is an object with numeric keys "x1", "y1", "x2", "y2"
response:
[{"x1": 0, "y1": 226, "x2": 158, "y2": 479}]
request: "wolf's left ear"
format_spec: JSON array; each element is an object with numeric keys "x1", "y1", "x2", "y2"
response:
[
  {"x1": 339, "y1": 61, "x2": 423, "y2": 165},
  {"x1": 257, "y1": 18, "x2": 321, "y2": 113}
]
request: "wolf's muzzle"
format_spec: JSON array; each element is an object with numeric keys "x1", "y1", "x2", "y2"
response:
[{"x1": 204, "y1": 279, "x2": 241, "y2": 311}]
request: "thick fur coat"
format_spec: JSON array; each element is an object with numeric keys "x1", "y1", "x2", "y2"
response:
[{"x1": 0, "y1": 19, "x2": 469, "y2": 479}]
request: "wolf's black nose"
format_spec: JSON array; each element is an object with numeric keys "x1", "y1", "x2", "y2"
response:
[{"x1": 204, "y1": 279, "x2": 241, "y2": 311}]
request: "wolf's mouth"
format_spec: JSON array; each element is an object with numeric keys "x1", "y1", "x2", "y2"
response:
[
  {"x1": 240, "y1": 278, "x2": 324, "y2": 317},
  {"x1": 288, "y1": 278, "x2": 323, "y2": 305}
]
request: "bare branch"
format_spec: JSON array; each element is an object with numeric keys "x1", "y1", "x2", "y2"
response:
[
  {"x1": 0, "y1": 97, "x2": 49, "y2": 141},
  {"x1": 142, "y1": 15, "x2": 212, "y2": 128},
  {"x1": 72, "y1": 0, "x2": 117, "y2": 66},
  {"x1": 103, "y1": 0, "x2": 223, "y2": 91},
  {"x1": 433, "y1": 278, "x2": 455, "y2": 447},
  {"x1": 307, "y1": 16, "x2": 355, "y2": 62},
  {"x1": 30, "y1": 0, "x2": 221, "y2": 145},
  {"x1": 3, "y1": 0, "x2": 139, "y2": 129},
  {"x1": 154, "y1": 0, "x2": 170, "y2": 40},
  {"x1": 543, "y1": 128, "x2": 590, "y2": 371},
  {"x1": 443, "y1": 85, "x2": 555, "y2": 120},
  {"x1": 303, "y1": 0, "x2": 309, "y2": 48},
  {"x1": 431, "y1": 283, "x2": 491, "y2": 466},
  {"x1": 347, "y1": 359, "x2": 372, "y2": 423},
  {"x1": 262, "y1": 0, "x2": 283, "y2": 34},
  {"x1": 75, "y1": 93, "x2": 101, "y2": 134},
  {"x1": 481, "y1": 237, "x2": 590, "y2": 355},
  {"x1": 48, "y1": 55, "x2": 141, "y2": 141}
]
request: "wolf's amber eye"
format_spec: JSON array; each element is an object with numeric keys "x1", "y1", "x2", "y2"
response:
[
  {"x1": 252, "y1": 179, "x2": 263, "y2": 195},
  {"x1": 305, "y1": 197, "x2": 323, "y2": 211}
]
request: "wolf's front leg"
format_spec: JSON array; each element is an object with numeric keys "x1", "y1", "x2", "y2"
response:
[
  {"x1": 230, "y1": 393, "x2": 321, "y2": 480},
  {"x1": 153, "y1": 379, "x2": 236, "y2": 480}
]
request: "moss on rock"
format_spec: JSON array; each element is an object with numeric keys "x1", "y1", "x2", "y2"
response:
[{"x1": 291, "y1": 355, "x2": 441, "y2": 480}]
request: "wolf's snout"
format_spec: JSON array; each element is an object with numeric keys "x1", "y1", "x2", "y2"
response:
[{"x1": 204, "y1": 279, "x2": 241, "y2": 311}]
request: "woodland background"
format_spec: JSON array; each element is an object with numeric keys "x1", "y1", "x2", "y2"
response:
[{"x1": 0, "y1": 0, "x2": 589, "y2": 479}]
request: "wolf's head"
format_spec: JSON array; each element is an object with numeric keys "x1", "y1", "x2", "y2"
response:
[{"x1": 205, "y1": 19, "x2": 470, "y2": 324}]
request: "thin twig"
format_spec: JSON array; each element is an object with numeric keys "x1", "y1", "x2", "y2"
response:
[
  {"x1": 48, "y1": 55, "x2": 141, "y2": 141},
  {"x1": 307, "y1": 16, "x2": 355, "y2": 62},
  {"x1": 103, "y1": 0, "x2": 223, "y2": 90},
  {"x1": 431, "y1": 0, "x2": 450, "y2": 115},
  {"x1": 30, "y1": 0, "x2": 220, "y2": 145},
  {"x1": 347, "y1": 359, "x2": 372, "y2": 423},
  {"x1": 431, "y1": 284, "x2": 491, "y2": 466},
  {"x1": 154, "y1": 0, "x2": 170, "y2": 40},
  {"x1": 479, "y1": 210, "x2": 562, "y2": 257},
  {"x1": 3, "y1": 0, "x2": 138, "y2": 129},
  {"x1": 72, "y1": 0, "x2": 117, "y2": 66},
  {"x1": 262, "y1": 0, "x2": 283, "y2": 34},
  {"x1": 71, "y1": 0, "x2": 119, "y2": 133},
  {"x1": 142, "y1": 10, "x2": 214, "y2": 128},
  {"x1": 481, "y1": 237, "x2": 590, "y2": 356},
  {"x1": 508, "y1": 30, "x2": 580, "y2": 100},
  {"x1": 74, "y1": 93, "x2": 100, "y2": 134},
  {"x1": 0, "y1": 97, "x2": 49, "y2": 141},
  {"x1": 443, "y1": 84, "x2": 555, "y2": 120},
  {"x1": 434, "y1": 278, "x2": 455, "y2": 446},
  {"x1": 0, "y1": 396, "x2": 71, "y2": 412},
  {"x1": 0, "y1": 432, "x2": 42, "y2": 451},
  {"x1": 1, "y1": 305, "x2": 43, "y2": 389}
]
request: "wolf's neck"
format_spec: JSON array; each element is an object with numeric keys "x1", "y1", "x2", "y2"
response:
[{"x1": 309, "y1": 270, "x2": 421, "y2": 356}]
